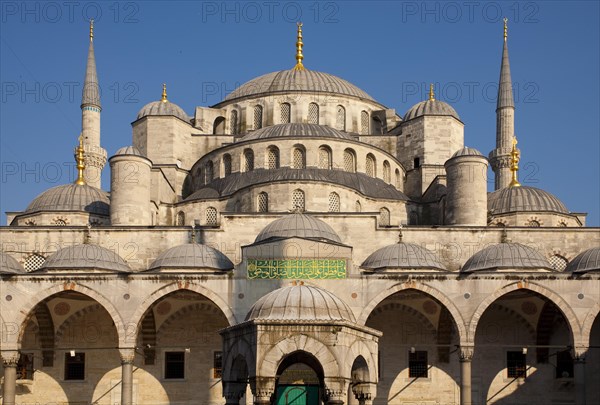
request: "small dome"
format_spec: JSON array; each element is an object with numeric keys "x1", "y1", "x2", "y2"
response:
[
  {"x1": 255, "y1": 213, "x2": 342, "y2": 244},
  {"x1": 25, "y1": 184, "x2": 109, "y2": 216},
  {"x1": 451, "y1": 147, "x2": 484, "y2": 158},
  {"x1": 223, "y1": 69, "x2": 374, "y2": 102},
  {"x1": 40, "y1": 244, "x2": 131, "y2": 273},
  {"x1": 403, "y1": 99, "x2": 460, "y2": 121},
  {"x1": 241, "y1": 123, "x2": 353, "y2": 141},
  {"x1": 136, "y1": 100, "x2": 189, "y2": 122},
  {"x1": 488, "y1": 186, "x2": 568, "y2": 215},
  {"x1": 114, "y1": 146, "x2": 144, "y2": 157},
  {"x1": 0, "y1": 253, "x2": 24, "y2": 274},
  {"x1": 566, "y1": 247, "x2": 600, "y2": 274},
  {"x1": 361, "y1": 242, "x2": 447, "y2": 271},
  {"x1": 462, "y1": 243, "x2": 552, "y2": 272},
  {"x1": 148, "y1": 243, "x2": 234, "y2": 271},
  {"x1": 245, "y1": 284, "x2": 356, "y2": 322}
]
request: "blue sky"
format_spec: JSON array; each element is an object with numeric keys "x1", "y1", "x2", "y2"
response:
[{"x1": 1, "y1": 1, "x2": 599, "y2": 226}]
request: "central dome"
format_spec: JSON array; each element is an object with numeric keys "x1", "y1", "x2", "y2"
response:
[
  {"x1": 241, "y1": 123, "x2": 353, "y2": 141},
  {"x1": 245, "y1": 284, "x2": 356, "y2": 322},
  {"x1": 222, "y1": 69, "x2": 374, "y2": 102}
]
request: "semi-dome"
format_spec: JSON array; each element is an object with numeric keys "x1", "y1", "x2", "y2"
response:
[
  {"x1": 403, "y1": 99, "x2": 460, "y2": 121},
  {"x1": 488, "y1": 186, "x2": 568, "y2": 214},
  {"x1": 114, "y1": 146, "x2": 144, "y2": 157},
  {"x1": 25, "y1": 184, "x2": 109, "y2": 216},
  {"x1": 361, "y1": 242, "x2": 447, "y2": 271},
  {"x1": 222, "y1": 69, "x2": 374, "y2": 103},
  {"x1": 136, "y1": 99, "x2": 189, "y2": 122},
  {"x1": 241, "y1": 123, "x2": 353, "y2": 141},
  {"x1": 245, "y1": 284, "x2": 356, "y2": 322},
  {"x1": 566, "y1": 247, "x2": 600, "y2": 274},
  {"x1": 461, "y1": 243, "x2": 552, "y2": 272},
  {"x1": 39, "y1": 244, "x2": 131, "y2": 273},
  {"x1": 254, "y1": 213, "x2": 342, "y2": 244},
  {"x1": 451, "y1": 147, "x2": 484, "y2": 158},
  {"x1": 148, "y1": 243, "x2": 234, "y2": 271},
  {"x1": 0, "y1": 252, "x2": 24, "y2": 274}
]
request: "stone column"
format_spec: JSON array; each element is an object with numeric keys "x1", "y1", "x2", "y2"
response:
[
  {"x1": 1, "y1": 351, "x2": 19, "y2": 405},
  {"x1": 459, "y1": 346, "x2": 474, "y2": 405},
  {"x1": 573, "y1": 348, "x2": 587, "y2": 405},
  {"x1": 325, "y1": 377, "x2": 349, "y2": 405},
  {"x1": 119, "y1": 348, "x2": 135, "y2": 405},
  {"x1": 250, "y1": 377, "x2": 275, "y2": 405},
  {"x1": 223, "y1": 382, "x2": 246, "y2": 405}
]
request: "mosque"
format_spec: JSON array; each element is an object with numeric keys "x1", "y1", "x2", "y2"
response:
[{"x1": 0, "y1": 19, "x2": 599, "y2": 405}]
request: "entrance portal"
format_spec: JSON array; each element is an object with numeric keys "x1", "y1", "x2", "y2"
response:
[{"x1": 275, "y1": 353, "x2": 323, "y2": 405}]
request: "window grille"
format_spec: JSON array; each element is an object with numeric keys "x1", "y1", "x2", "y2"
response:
[
  {"x1": 336, "y1": 105, "x2": 346, "y2": 130},
  {"x1": 308, "y1": 103, "x2": 319, "y2": 124},
  {"x1": 25, "y1": 254, "x2": 45, "y2": 272},
  {"x1": 165, "y1": 352, "x2": 185, "y2": 379},
  {"x1": 223, "y1": 154, "x2": 232, "y2": 176},
  {"x1": 527, "y1": 220, "x2": 541, "y2": 227},
  {"x1": 366, "y1": 155, "x2": 376, "y2": 178},
  {"x1": 292, "y1": 148, "x2": 305, "y2": 169},
  {"x1": 206, "y1": 207, "x2": 218, "y2": 226},
  {"x1": 361, "y1": 110, "x2": 369, "y2": 134},
  {"x1": 244, "y1": 150, "x2": 254, "y2": 172},
  {"x1": 408, "y1": 351, "x2": 428, "y2": 378},
  {"x1": 253, "y1": 105, "x2": 263, "y2": 129},
  {"x1": 280, "y1": 103, "x2": 291, "y2": 124},
  {"x1": 383, "y1": 161, "x2": 391, "y2": 183},
  {"x1": 549, "y1": 255, "x2": 568, "y2": 271},
  {"x1": 379, "y1": 208, "x2": 390, "y2": 226},
  {"x1": 230, "y1": 110, "x2": 238, "y2": 134},
  {"x1": 328, "y1": 193, "x2": 340, "y2": 212},
  {"x1": 267, "y1": 147, "x2": 279, "y2": 169},
  {"x1": 507, "y1": 351, "x2": 526, "y2": 378},
  {"x1": 205, "y1": 161, "x2": 214, "y2": 183},
  {"x1": 292, "y1": 189, "x2": 305, "y2": 211},
  {"x1": 64, "y1": 352, "x2": 85, "y2": 380},
  {"x1": 318, "y1": 147, "x2": 331, "y2": 169},
  {"x1": 343, "y1": 149, "x2": 355, "y2": 173},
  {"x1": 176, "y1": 211, "x2": 185, "y2": 226},
  {"x1": 53, "y1": 219, "x2": 67, "y2": 226},
  {"x1": 257, "y1": 192, "x2": 269, "y2": 213}
]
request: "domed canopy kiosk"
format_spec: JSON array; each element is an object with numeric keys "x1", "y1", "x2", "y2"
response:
[{"x1": 220, "y1": 283, "x2": 381, "y2": 405}]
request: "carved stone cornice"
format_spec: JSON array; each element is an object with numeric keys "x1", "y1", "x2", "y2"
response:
[{"x1": 1, "y1": 350, "x2": 20, "y2": 367}]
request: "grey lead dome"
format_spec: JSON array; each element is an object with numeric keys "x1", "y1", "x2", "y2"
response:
[
  {"x1": 488, "y1": 186, "x2": 569, "y2": 214},
  {"x1": 0, "y1": 252, "x2": 24, "y2": 274},
  {"x1": 255, "y1": 213, "x2": 342, "y2": 244},
  {"x1": 39, "y1": 244, "x2": 131, "y2": 273},
  {"x1": 245, "y1": 284, "x2": 356, "y2": 322},
  {"x1": 461, "y1": 243, "x2": 552, "y2": 272},
  {"x1": 114, "y1": 146, "x2": 144, "y2": 157},
  {"x1": 403, "y1": 99, "x2": 460, "y2": 121},
  {"x1": 148, "y1": 243, "x2": 234, "y2": 271},
  {"x1": 136, "y1": 100, "x2": 189, "y2": 122},
  {"x1": 240, "y1": 123, "x2": 353, "y2": 141},
  {"x1": 26, "y1": 184, "x2": 109, "y2": 216},
  {"x1": 566, "y1": 247, "x2": 600, "y2": 274},
  {"x1": 361, "y1": 242, "x2": 447, "y2": 271},
  {"x1": 451, "y1": 147, "x2": 484, "y2": 158}
]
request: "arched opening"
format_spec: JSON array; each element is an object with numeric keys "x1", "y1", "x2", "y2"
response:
[
  {"x1": 344, "y1": 149, "x2": 356, "y2": 173},
  {"x1": 205, "y1": 207, "x2": 218, "y2": 226},
  {"x1": 336, "y1": 105, "x2": 346, "y2": 131},
  {"x1": 372, "y1": 116, "x2": 383, "y2": 135},
  {"x1": 257, "y1": 192, "x2": 269, "y2": 213},
  {"x1": 213, "y1": 116, "x2": 226, "y2": 134},
  {"x1": 267, "y1": 146, "x2": 280, "y2": 169},
  {"x1": 308, "y1": 103, "x2": 319, "y2": 124},
  {"x1": 175, "y1": 211, "x2": 185, "y2": 226},
  {"x1": 366, "y1": 154, "x2": 376, "y2": 178},
  {"x1": 383, "y1": 160, "x2": 391, "y2": 183},
  {"x1": 280, "y1": 102, "x2": 291, "y2": 124},
  {"x1": 360, "y1": 111, "x2": 369, "y2": 134},
  {"x1": 379, "y1": 207, "x2": 390, "y2": 226},
  {"x1": 587, "y1": 314, "x2": 600, "y2": 404},
  {"x1": 204, "y1": 160, "x2": 214, "y2": 184},
  {"x1": 229, "y1": 110, "x2": 239, "y2": 135},
  {"x1": 292, "y1": 189, "x2": 305, "y2": 212},
  {"x1": 292, "y1": 146, "x2": 306, "y2": 169},
  {"x1": 365, "y1": 289, "x2": 460, "y2": 404},
  {"x1": 328, "y1": 192, "x2": 340, "y2": 212},
  {"x1": 253, "y1": 105, "x2": 263, "y2": 130},
  {"x1": 318, "y1": 145, "x2": 332, "y2": 170},
  {"x1": 222, "y1": 154, "x2": 232, "y2": 177},
  {"x1": 275, "y1": 351, "x2": 325, "y2": 405},
  {"x1": 243, "y1": 149, "x2": 254, "y2": 172},
  {"x1": 473, "y1": 289, "x2": 575, "y2": 404}
]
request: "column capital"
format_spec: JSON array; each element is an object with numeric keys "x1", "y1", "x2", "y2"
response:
[
  {"x1": 573, "y1": 346, "x2": 588, "y2": 362},
  {"x1": 459, "y1": 346, "x2": 474, "y2": 361},
  {"x1": 119, "y1": 348, "x2": 136, "y2": 364},
  {"x1": 250, "y1": 376, "x2": 275, "y2": 404},
  {"x1": 1, "y1": 350, "x2": 20, "y2": 367},
  {"x1": 324, "y1": 377, "x2": 349, "y2": 404},
  {"x1": 223, "y1": 381, "x2": 246, "y2": 404}
]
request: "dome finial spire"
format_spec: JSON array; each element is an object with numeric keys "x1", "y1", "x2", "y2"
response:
[
  {"x1": 293, "y1": 22, "x2": 305, "y2": 71},
  {"x1": 161, "y1": 83, "x2": 168, "y2": 102},
  {"x1": 509, "y1": 135, "x2": 521, "y2": 187},
  {"x1": 74, "y1": 133, "x2": 86, "y2": 185},
  {"x1": 503, "y1": 17, "x2": 508, "y2": 41},
  {"x1": 429, "y1": 83, "x2": 435, "y2": 101}
]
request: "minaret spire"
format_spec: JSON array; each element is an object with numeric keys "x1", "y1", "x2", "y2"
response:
[
  {"x1": 82, "y1": 19, "x2": 101, "y2": 110},
  {"x1": 489, "y1": 17, "x2": 516, "y2": 190},
  {"x1": 293, "y1": 22, "x2": 305, "y2": 71}
]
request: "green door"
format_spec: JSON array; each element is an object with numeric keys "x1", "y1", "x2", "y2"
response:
[{"x1": 275, "y1": 385, "x2": 319, "y2": 405}]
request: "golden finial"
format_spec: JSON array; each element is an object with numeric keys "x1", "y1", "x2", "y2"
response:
[
  {"x1": 161, "y1": 83, "x2": 167, "y2": 102},
  {"x1": 293, "y1": 22, "x2": 305, "y2": 71},
  {"x1": 429, "y1": 83, "x2": 435, "y2": 101},
  {"x1": 503, "y1": 17, "x2": 508, "y2": 41},
  {"x1": 74, "y1": 133, "x2": 86, "y2": 185},
  {"x1": 89, "y1": 19, "x2": 94, "y2": 42},
  {"x1": 509, "y1": 135, "x2": 521, "y2": 187}
]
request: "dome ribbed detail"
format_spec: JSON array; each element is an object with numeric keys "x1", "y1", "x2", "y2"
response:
[
  {"x1": 488, "y1": 186, "x2": 568, "y2": 214},
  {"x1": 566, "y1": 247, "x2": 600, "y2": 274},
  {"x1": 461, "y1": 243, "x2": 552, "y2": 272},
  {"x1": 241, "y1": 123, "x2": 353, "y2": 141},
  {"x1": 114, "y1": 146, "x2": 144, "y2": 157},
  {"x1": 148, "y1": 243, "x2": 233, "y2": 271},
  {"x1": 245, "y1": 284, "x2": 355, "y2": 322},
  {"x1": 26, "y1": 184, "x2": 109, "y2": 215},
  {"x1": 136, "y1": 100, "x2": 189, "y2": 122},
  {"x1": 255, "y1": 213, "x2": 342, "y2": 244},
  {"x1": 361, "y1": 243, "x2": 447, "y2": 271},
  {"x1": 223, "y1": 69, "x2": 374, "y2": 102},
  {"x1": 0, "y1": 253, "x2": 24, "y2": 274},
  {"x1": 451, "y1": 147, "x2": 484, "y2": 158},
  {"x1": 403, "y1": 99, "x2": 460, "y2": 121},
  {"x1": 39, "y1": 244, "x2": 131, "y2": 273}
]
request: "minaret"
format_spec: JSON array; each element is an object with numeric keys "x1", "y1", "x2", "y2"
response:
[
  {"x1": 80, "y1": 19, "x2": 107, "y2": 189},
  {"x1": 489, "y1": 18, "x2": 517, "y2": 190}
]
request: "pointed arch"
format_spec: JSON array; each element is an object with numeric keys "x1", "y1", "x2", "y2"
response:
[{"x1": 580, "y1": 302, "x2": 600, "y2": 347}]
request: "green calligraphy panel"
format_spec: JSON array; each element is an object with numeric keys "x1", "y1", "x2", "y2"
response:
[{"x1": 247, "y1": 259, "x2": 346, "y2": 279}]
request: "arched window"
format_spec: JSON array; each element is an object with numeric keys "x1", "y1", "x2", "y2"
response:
[
  {"x1": 292, "y1": 189, "x2": 305, "y2": 211},
  {"x1": 223, "y1": 154, "x2": 232, "y2": 176},
  {"x1": 205, "y1": 207, "x2": 218, "y2": 226},
  {"x1": 355, "y1": 200, "x2": 362, "y2": 212},
  {"x1": 395, "y1": 168, "x2": 401, "y2": 189},
  {"x1": 308, "y1": 103, "x2": 319, "y2": 124},
  {"x1": 25, "y1": 254, "x2": 45, "y2": 272},
  {"x1": 383, "y1": 160, "x2": 391, "y2": 183},
  {"x1": 280, "y1": 103, "x2": 291, "y2": 124},
  {"x1": 204, "y1": 161, "x2": 214, "y2": 184},
  {"x1": 527, "y1": 220, "x2": 541, "y2": 227},
  {"x1": 253, "y1": 105, "x2": 263, "y2": 129},
  {"x1": 379, "y1": 207, "x2": 390, "y2": 226},
  {"x1": 549, "y1": 254, "x2": 568, "y2": 271},
  {"x1": 267, "y1": 146, "x2": 280, "y2": 169},
  {"x1": 318, "y1": 146, "x2": 332, "y2": 170},
  {"x1": 176, "y1": 211, "x2": 185, "y2": 226},
  {"x1": 343, "y1": 149, "x2": 356, "y2": 173},
  {"x1": 213, "y1": 116, "x2": 226, "y2": 134},
  {"x1": 361, "y1": 110, "x2": 369, "y2": 134},
  {"x1": 292, "y1": 147, "x2": 306, "y2": 169},
  {"x1": 366, "y1": 154, "x2": 376, "y2": 178},
  {"x1": 328, "y1": 192, "x2": 340, "y2": 212},
  {"x1": 243, "y1": 149, "x2": 254, "y2": 172},
  {"x1": 336, "y1": 105, "x2": 346, "y2": 131},
  {"x1": 230, "y1": 110, "x2": 239, "y2": 135},
  {"x1": 257, "y1": 192, "x2": 269, "y2": 213},
  {"x1": 53, "y1": 218, "x2": 67, "y2": 226}
]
